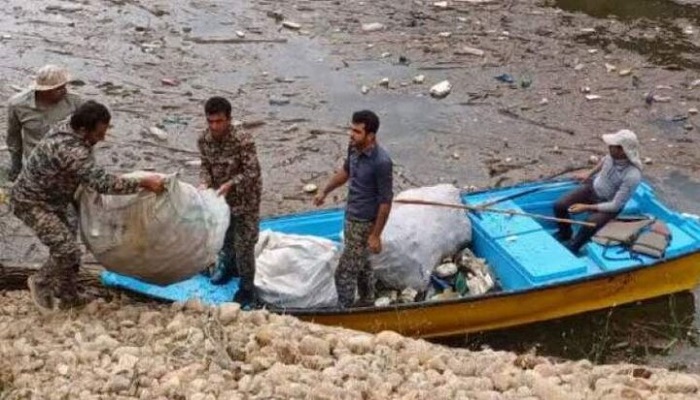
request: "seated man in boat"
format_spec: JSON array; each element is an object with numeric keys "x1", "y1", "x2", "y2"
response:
[
  {"x1": 313, "y1": 110, "x2": 393, "y2": 308},
  {"x1": 553, "y1": 129, "x2": 643, "y2": 254}
]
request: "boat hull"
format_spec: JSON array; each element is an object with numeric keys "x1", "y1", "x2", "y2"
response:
[{"x1": 289, "y1": 251, "x2": 700, "y2": 338}]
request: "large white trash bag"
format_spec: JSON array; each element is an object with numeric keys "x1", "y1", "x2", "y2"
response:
[
  {"x1": 79, "y1": 172, "x2": 230, "y2": 285},
  {"x1": 254, "y1": 230, "x2": 339, "y2": 308},
  {"x1": 370, "y1": 184, "x2": 472, "y2": 290}
]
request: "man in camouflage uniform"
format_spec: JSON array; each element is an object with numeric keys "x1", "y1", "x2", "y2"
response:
[
  {"x1": 314, "y1": 110, "x2": 393, "y2": 308},
  {"x1": 197, "y1": 96, "x2": 262, "y2": 306},
  {"x1": 6, "y1": 65, "x2": 83, "y2": 181},
  {"x1": 11, "y1": 101, "x2": 165, "y2": 312}
]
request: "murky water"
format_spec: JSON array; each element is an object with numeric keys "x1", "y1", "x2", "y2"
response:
[{"x1": 556, "y1": 0, "x2": 700, "y2": 69}]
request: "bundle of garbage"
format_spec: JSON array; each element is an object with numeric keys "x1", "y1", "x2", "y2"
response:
[
  {"x1": 369, "y1": 184, "x2": 498, "y2": 306},
  {"x1": 79, "y1": 172, "x2": 230, "y2": 285},
  {"x1": 373, "y1": 247, "x2": 497, "y2": 306}
]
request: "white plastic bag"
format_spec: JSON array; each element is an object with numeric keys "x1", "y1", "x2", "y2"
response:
[
  {"x1": 254, "y1": 230, "x2": 339, "y2": 308},
  {"x1": 370, "y1": 184, "x2": 472, "y2": 290},
  {"x1": 79, "y1": 172, "x2": 230, "y2": 285}
]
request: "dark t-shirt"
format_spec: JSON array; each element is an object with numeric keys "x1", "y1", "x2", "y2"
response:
[{"x1": 343, "y1": 144, "x2": 393, "y2": 221}]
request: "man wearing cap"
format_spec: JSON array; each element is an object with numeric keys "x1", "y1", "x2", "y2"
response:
[
  {"x1": 5, "y1": 64, "x2": 82, "y2": 181},
  {"x1": 553, "y1": 129, "x2": 643, "y2": 254},
  {"x1": 11, "y1": 101, "x2": 166, "y2": 312},
  {"x1": 314, "y1": 110, "x2": 393, "y2": 308}
]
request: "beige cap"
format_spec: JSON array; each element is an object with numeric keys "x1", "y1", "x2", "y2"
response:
[
  {"x1": 602, "y1": 129, "x2": 642, "y2": 170},
  {"x1": 32, "y1": 64, "x2": 70, "y2": 91}
]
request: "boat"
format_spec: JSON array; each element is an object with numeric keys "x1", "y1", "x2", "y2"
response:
[
  {"x1": 259, "y1": 180, "x2": 700, "y2": 338},
  {"x1": 102, "y1": 179, "x2": 700, "y2": 338}
]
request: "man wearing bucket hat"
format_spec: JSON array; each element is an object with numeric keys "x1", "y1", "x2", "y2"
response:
[
  {"x1": 553, "y1": 129, "x2": 643, "y2": 254},
  {"x1": 5, "y1": 64, "x2": 83, "y2": 181}
]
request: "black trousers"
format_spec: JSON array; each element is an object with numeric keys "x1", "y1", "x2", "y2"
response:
[{"x1": 553, "y1": 184, "x2": 619, "y2": 252}]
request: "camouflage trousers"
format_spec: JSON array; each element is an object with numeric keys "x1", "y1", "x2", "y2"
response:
[
  {"x1": 11, "y1": 200, "x2": 81, "y2": 304},
  {"x1": 221, "y1": 213, "x2": 259, "y2": 291},
  {"x1": 336, "y1": 218, "x2": 375, "y2": 308}
]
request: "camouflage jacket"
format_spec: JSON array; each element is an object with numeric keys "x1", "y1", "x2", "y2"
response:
[
  {"x1": 10, "y1": 124, "x2": 140, "y2": 210},
  {"x1": 197, "y1": 125, "x2": 261, "y2": 216}
]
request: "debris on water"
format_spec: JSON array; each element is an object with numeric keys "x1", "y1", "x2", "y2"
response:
[
  {"x1": 605, "y1": 63, "x2": 617, "y2": 73},
  {"x1": 361, "y1": 22, "x2": 384, "y2": 32},
  {"x1": 585, "y1": 94, "x2": 601, "y2": 101},
  {"x1": 438, "y1": 32, "x2": 452, "y2": 38},
  {"x1": 589, "y1": 155, "x2": 600, "y2": 164},
  {"x1": 588, "y1": 49, "x2": 598, "y2": 54},
  {"x1": 45, "y1": 3, "x2": 84, "y2": 13},
  {"x1": 683, "y1": 26, "x2": 694, "y2": 35},
  {"x1": 413, "y1": 75, "x2": 425, "y2": 84},
  {"x1": 653, "y1": 95, "x2": 671, "y2": 103},
  {"x1": 361, "y1": 85, "x2": 370, "y2": 94},
  {"x1": 574, "y1": 63, "x2": 585, "y2": 71},
  {"x1": 580, "y1": 86, "x2": 591, "y2": 93},
  {"x1": 303, "y1": 184, "x2": 318, "y2": 194},
  {"x1": 269, "y1": 96, "x2": 290, "y2": 106},
  {"x1": 689, "y1": 108, "x2": 698, "y2": 115},
  {"x1": 283, "y1": 124, "x2": 299, "y2": 133},
  {"x1": 495, "y1": 73, "x2": 514, "y2": 84},
  {"x1": 619, "y1": 69, "x2": 632, "y2": 76},
  {"x1": 266, "y1": 10, "x2": 284, "y2": 22},
  {"x1": 379, "y1": 78, "x2": 390, "y2": 87},
  {"x1": 689, "y1": 79, "x2": 700, "y2": 89},
  {"x1": 520, "y1": 77, "x2": 532, "y2": 88},
  {"x1": 10, "y1": 84, "x2": 23, "y2": 92},
  {"x1": 430, "y1": 80, "x2": 452, "y2": 98},
  {"x1": 455, "y1": 46, "x2": 485, "y2": 56},
  {"x1": 282, "y1": 21, "x2": 302, "y2": 30},
  {"x1": 433, "y1": 1, "x2": 449, "y2": 8},
  {"x1": 644, "y1": 157, "x2": 653, "y2": 165},
  {"x1": 146, "y1": 126, "x2": 168, "y2": 141},
  {"x1": 381, "y1": 52, "x2": 391, "y2": 58},
  {"x1": 185, "y1": 159, "x2": 202, "y2": 167},
  {"x1": 161, "y1": 78, "x2": 180, "y2": 86},
  {"x1": 452, "y1": 152, "x2": 460, "y2": 160},
  {"x1": 580, "y1": 28, "x2": 596, "y2": 33},
  {"x1": 539, "y1": 98, "x2": 549, "y2": 105},
  {"x1": 398, "y1": 55, "x2": 410, "y2": 65},
  {"x1": 235, "y1": 31, "x2": 246, "y2": 38}
]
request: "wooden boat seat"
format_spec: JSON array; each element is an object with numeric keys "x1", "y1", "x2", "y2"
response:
[{"x1": 472, "y1": 200, "x2": 588, "y2": 290}]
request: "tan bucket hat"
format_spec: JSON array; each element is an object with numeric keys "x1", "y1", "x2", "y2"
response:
[
  {"x1": 602, "y1": 129, "x2": 642, "y2": 170},
  {"x1": 31, "y1": 64, "x2": 70, "y2": 91}
]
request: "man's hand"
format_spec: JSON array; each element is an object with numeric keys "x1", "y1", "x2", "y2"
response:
[
  {"x1": 572, "y1": 171, "x2": 589, "y2": 182},
  {"x1": 140, "y1": 175, "x2": 166, "y2": 194},
  {"x1": 313, "y1": 192, "x2": 326, "y2": 207},
  {"x1": 568, "y1": 203, "x2": 593, "y2": 214},
  {"x1": 217, "y1": 181, "x2": 233, "y2": 197},
  {"x1": 368, "y1": 234, "x2": 382, "y2": 254}
]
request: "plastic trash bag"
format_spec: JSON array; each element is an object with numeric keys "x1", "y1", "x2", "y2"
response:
[{"x1": 79, "y1": 172, "x2": 230, "y2": 285}]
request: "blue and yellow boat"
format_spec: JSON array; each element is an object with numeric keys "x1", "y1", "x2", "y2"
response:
[
  {"x1": 103, "y1": 180, "x2": 700, "y2": 339},
  {"x1": 261, "y1": 180, "x2": 700, "y2": 338}
]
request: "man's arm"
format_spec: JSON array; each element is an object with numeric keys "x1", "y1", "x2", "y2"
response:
[
  {"x1": 314, "y1": 168, "x2": 349, "y2": 206},
  {"x1": 371, "y1": 158, "x2": 393, "y2": 237},
  {"x1": 71, "y1": 150, "x2": 160, "y2": 195},
  {"x1": 6, "y1": 105, "x2": 23, "y2": 180},
  {"x1": 197, "y1": 137, "x2": 214, "y2": 188},
  {"x1": 217, "y1": 132, "x2": 261, "y2": 196}
]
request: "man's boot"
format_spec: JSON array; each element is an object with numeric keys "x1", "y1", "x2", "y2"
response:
[{"x1": 233, "y1": 279, "x2": 259, "y2": 308}]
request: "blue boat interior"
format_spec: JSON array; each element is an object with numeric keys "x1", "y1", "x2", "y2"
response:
[
  {"x1": 102, "y1": 180, "x2": 700, "y2": 304},
  {"x1": 260, "y1": 180, "x2": 700, "y2": 292}
]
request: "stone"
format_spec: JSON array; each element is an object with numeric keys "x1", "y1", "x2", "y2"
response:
[{"x1": 299, "y1": 336, "x2": 331, "y2": 356}]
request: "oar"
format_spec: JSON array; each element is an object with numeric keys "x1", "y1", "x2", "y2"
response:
[
  {"x1": 394, "y1": 198, "x2": 596, "y2": 227},
  {"x1": 475, "y1": 181, "x2": 573, "y2": 209}
]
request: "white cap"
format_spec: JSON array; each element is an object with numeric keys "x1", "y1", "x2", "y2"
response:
[
  {"x1": 32, "y1": 64, "x2": 70, "y2": 91},
  {"x1": 602, "y1": 129, "x2": 642, "y2": 170}
]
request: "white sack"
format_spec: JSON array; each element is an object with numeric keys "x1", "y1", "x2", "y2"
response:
[
  {"x1": 254, "y1": 230, "x2": 339, "y2": 308},
  {"x1": 370, "y1": 184, "x2": 472, "y2": 290},
  {"x1": 79, "y1": 172, "x2": 230, "y2": 285}
]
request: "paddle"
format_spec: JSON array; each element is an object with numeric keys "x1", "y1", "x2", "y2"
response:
[{"x1": 394, "y1": 198, "x2": 596, "y2": 228}]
